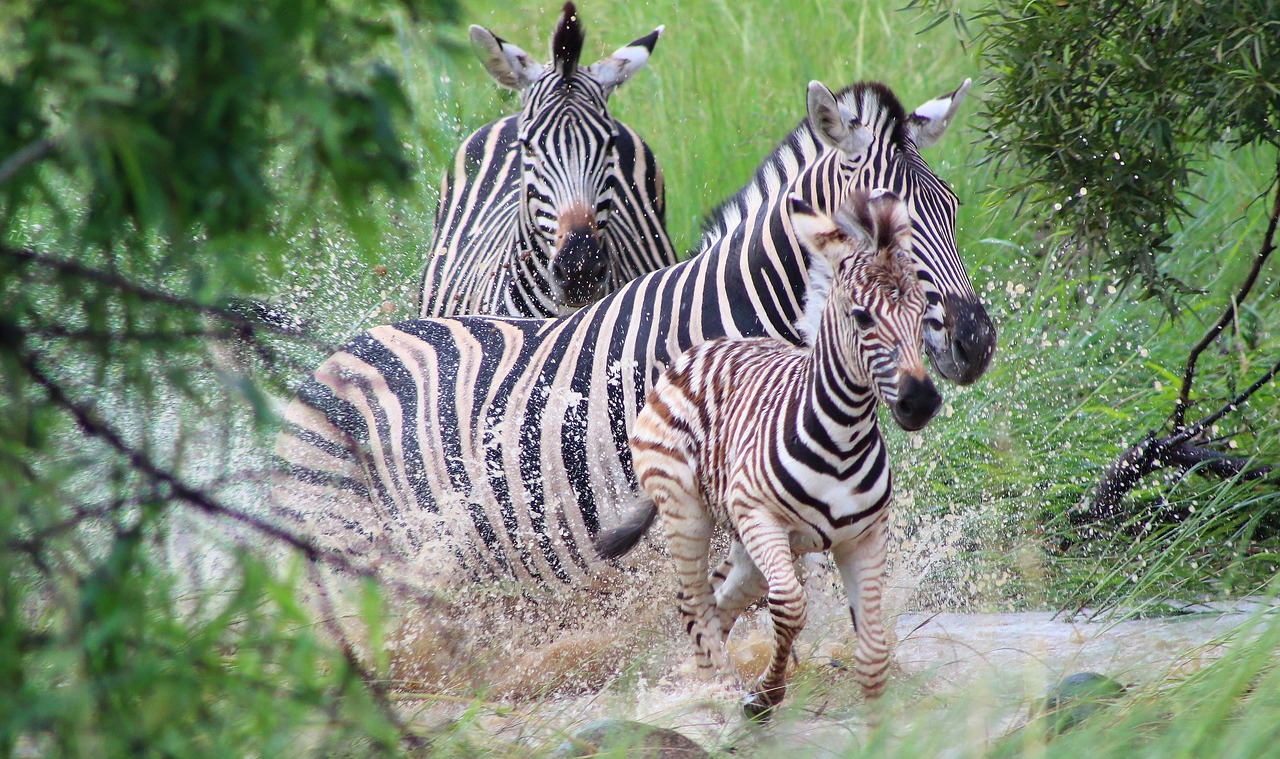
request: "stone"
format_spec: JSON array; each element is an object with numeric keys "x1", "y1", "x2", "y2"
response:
[
  {"x1": 1036, "y1": 671, "x2": 1127, "y2": 734},
  {"x1": 552, "y1": 719, "x2": 709, "y2": 758}
]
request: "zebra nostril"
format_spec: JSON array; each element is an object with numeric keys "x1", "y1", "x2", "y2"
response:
[
  {"x1": 589, "y1": 255, "x2": 608, "y2": 281},
  {"x1": 951, "y1": 334, "x2": 971, "y2": 372}
]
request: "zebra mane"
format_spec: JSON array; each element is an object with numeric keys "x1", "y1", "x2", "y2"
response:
[
  {"x1": 692, "y1": 81, "x2": 910, "y2": 254},
  {"x1": 795, "y1": 238, "x2": 834, "y2": 347},
  {"x1": 552, "y1": 2, "x2": 586, "y2": 79},
  {"x1": 793, "y1": 188, "x2": 915, "y2": 345}
]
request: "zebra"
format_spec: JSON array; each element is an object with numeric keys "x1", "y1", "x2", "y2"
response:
[
  {"x1": 596, "y1": 189, "x2": 937, "y2": 717},
  {"x1": 419, "y1": 2, "x2": 676, "y2": 318},
  {"x1": 272, "y1": 77, "x2": 994, "y2": 591}
]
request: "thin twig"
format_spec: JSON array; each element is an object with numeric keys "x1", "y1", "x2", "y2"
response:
[
  {"x1": 1172, "y1": 154, "x2": 1280, "y2": 429},
  {"x1": 306, "y1": 562, "x2": 429, "y2": 751},
  {"x1": 11, "y1": 335, "x2": 438, "y2": 609},
  {"x1": 1173, "y1": 355, "x2": 1280, "y2": 445},
  {"x1": 0, "y1": 138, "x2": 57, "y2": 186},
  {"x1": 7, "y1": 498, "x2": 138, "y2": 553},
  {"x1": 0, "y1": 245, "x2": 335, "y2": 351},
  {"x1": 29, "y1": 324, "x2": 241, "y2": 343}
]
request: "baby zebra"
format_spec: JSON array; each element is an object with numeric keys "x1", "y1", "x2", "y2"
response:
[{"x1": 597, "y1": 189, "x2": 941, "y2": 717}]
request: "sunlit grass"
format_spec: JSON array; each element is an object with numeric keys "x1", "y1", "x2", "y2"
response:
[
  {"x1": 237, "y1": 0, "x2": 1280, "y2": 753},
  {"x1": 250, "y1": 0, "x2": 1280, "y2": 612}
]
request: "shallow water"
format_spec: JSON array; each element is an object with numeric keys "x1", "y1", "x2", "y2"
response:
[{"x1": 394, "y1": 582, "x2": 1272, "y2": 756}]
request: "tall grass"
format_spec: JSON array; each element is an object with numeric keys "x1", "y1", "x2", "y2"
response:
[
  {"x1": 242, "y1": 0, "x2": 1280, "y2": 753},
  {"x1": 296, "y1": 0, "x2": 1280, "y2": 610}
]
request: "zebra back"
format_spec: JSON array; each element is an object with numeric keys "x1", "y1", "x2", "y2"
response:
[{"x1": 419, "y1": 3, "x2": 675, "y2": 319}]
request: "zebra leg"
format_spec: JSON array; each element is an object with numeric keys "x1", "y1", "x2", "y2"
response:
[
  {"x1": 736, "y1": 512, "x2": 805, "y2": 720},
  {"x1": 711, "y1": 539, "x2": 768, "y2": 643},
  {"x1": 652, "y1": 488, "x2": 735, "y2": 681},
  {"x1": 831, "y1": 511, "x2": 891, "y2": 701}
]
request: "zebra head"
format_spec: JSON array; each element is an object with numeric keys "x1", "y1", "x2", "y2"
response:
[
  {"x1": 804, "y1": 79, "x2": 996, "y2": 386},
  {"x1": 469, "y1": 3, "x2": 662, "y2": 310},
  {"x1": 789, "y1": 190, "x2": 941, "y2": 432}
]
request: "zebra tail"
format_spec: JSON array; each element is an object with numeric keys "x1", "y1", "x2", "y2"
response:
[{"x1": 594, "y1": 498, "x2": 659, "y2": 560}]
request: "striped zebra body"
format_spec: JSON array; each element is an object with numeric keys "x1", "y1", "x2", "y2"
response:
[
  {"x1": 419, "y1": 3, "x2": 675, "y2": 318},
  {"x1": 611, "y1": 191, "x2": 937, "y2": 715},
  {"x1": 273, "y1": 79, "x2": 989, "y2": 590}
]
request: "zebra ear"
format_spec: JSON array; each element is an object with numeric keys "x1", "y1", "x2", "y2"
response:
[
  {"x1": 471, "y1": 25, "x2": 546, "y2": 92},
  {"x1": 807, "y1": 81, "x2": 872, "y2": 158},
  {"x1": 906, "y1": 78, "x2": 971, "y2": 149},
  {"x1": 788, "y1": 194, "x2": 843, "y2": 258},
  {"x1": 789, "y1": 194, "x2": 840, "y2": 344},
  {"x1": 587, "y1": 25, "x2": 662, "y2": 97}
]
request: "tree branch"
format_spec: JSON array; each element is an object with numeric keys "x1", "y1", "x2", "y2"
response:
[
  {"x1": 1171, "y1": 154, "x2": 1280, "y2": 429},
  {"x1": 1084, "y1": 356, "x2": 1279, "y2": 519},
  {"x1": 10, "y1": 333, "x2": 438, "y2": 610},
  {"x1": 1173, "y1": 355, "x2": 1280, "y2": 445},
  {"x1": 1083, "y1": 434, "x2": 1272, "y2": 522},
  {"x1": 0, "y1": 245, "x2": 334, "y2": 351},
  {"x1": 0, "y1": 138, "x2": 57, "y2": 186}
]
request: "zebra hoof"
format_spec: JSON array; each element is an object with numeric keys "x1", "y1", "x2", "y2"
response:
[{"x1": 742, "y1": 691, "x2": 780, "y2": 721}]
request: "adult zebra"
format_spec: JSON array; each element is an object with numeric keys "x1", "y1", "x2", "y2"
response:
[
  {"x1": 273, "y1": 78, "x2": 996, "y2": 589},
  {"x1": 420, "y1": 3, "x2": 676, "y2": 317}
]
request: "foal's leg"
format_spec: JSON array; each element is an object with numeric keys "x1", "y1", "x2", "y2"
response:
[
  {"x1": 831, "y1": 510, "x2": 891, "y2": 700},
  {"x1": 651, "y1": 481, "x2": 735, "y2": 680},
  {"x1": 735, "y1": 509, "x2": 805, "y2": 719},
  {"x1": 711, "y1": 539, "x2": 768, "y2": 641}
]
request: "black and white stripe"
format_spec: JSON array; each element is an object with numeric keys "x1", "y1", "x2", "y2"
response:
[
  {"x1": 419, "y1": 3, "x2": 675, "y2": 317},
  {"x1": 600, "y1": 190, "x2": 939, "y2": 716},
  {"x1": 273, "y1": 78, "x2": 992, "y2": 590}
]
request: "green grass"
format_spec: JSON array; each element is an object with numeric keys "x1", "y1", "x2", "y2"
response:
[
  {"x1": 278, "y1": 0, "x2": 1280, "y2": 610},
  {"x1": 312, "y1": 3, "x2": 1280, "y2": 753},
  {"x1": 22, "y1": 0, "x2": 1268, "y2": 754}
]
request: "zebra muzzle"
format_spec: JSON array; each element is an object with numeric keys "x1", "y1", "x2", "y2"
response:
[
  {"x1": 551, "y1": 227, "x2": 609, "y2": 307},
  {"x1": 891, "y1": 373, "x2": 941, "y2": 431},
  {"x1": 927, "y1": 295, "x2": 997, "y2": 386}
]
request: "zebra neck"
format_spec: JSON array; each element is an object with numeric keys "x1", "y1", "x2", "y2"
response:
[
  {"x1": 798, "y1": 327, "x2": 877, "y2": 454},
  {"x1": 681, "y1": 147, "x2": 852, "y2": 347}
]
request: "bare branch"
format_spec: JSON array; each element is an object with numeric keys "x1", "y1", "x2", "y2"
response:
[
  {"x1": 0, "y1": 245, "x2": 335, "y2": 352},
  {"x1": 1173, "y1": 355, "x2": 1280, "y2": 445},
  {"x1": 1172, "y1": 154, "x2": 1280, "y2": 429},
  {"x1": 305, "y1": 563, "x2": 429, "y2": 752},
  {"x1": 1083, "y1": 432, "x2": 1272, "y2": 521},
  {"x1": 0, "y1": 138, "x2": 57, "y2": 186},
  {"x1": 10, "y1": 334, "x2": 439, "y2": 610}
]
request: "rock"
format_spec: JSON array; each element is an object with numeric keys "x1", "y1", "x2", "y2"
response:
[
  {"x1": 552, "y1": 719, "x2": 709, "y2": 758},
  {"x1": 1036, "y1": 671, "x2": 1127, "y2": 734}
]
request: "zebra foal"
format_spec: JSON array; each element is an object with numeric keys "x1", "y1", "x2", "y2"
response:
[
  {"x1": 420, "y1": 2, "x2": 675, "y2": 317},
  {"x1": 598, "y1": 189, "x2": 939, "y2": 717}
]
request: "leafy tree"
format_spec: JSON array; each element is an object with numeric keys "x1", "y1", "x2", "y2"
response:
[
  {"x1": 0, "y1": 0, "x2": 454, "y2": 754},
  {"x1": 914, "y1": 0, "x2": 1278, "y2": 515}
]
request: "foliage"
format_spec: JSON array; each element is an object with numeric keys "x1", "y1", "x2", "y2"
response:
[
  {"x1": 913, "y1": 0, "x2": 1280, "y2": 306},
  {"x1": 0, "y1": 0, "x2": 1277, "y2": 753},
  {"x1": 0, "y1": 0, "x2": 456, "y2": 755}
]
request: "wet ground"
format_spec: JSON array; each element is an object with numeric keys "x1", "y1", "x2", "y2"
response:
[{"x1": 398, "y1": 592, "x2": 1273, "y2": 756}]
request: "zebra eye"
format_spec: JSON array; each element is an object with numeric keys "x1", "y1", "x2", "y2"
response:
[{"x1": 851, "y1": 307, "x2": 874, "y2": 330}]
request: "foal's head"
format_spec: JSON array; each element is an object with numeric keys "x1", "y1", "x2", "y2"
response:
[{"x1": 790, "y1": 189, "x2": 941, "y2": 431}]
